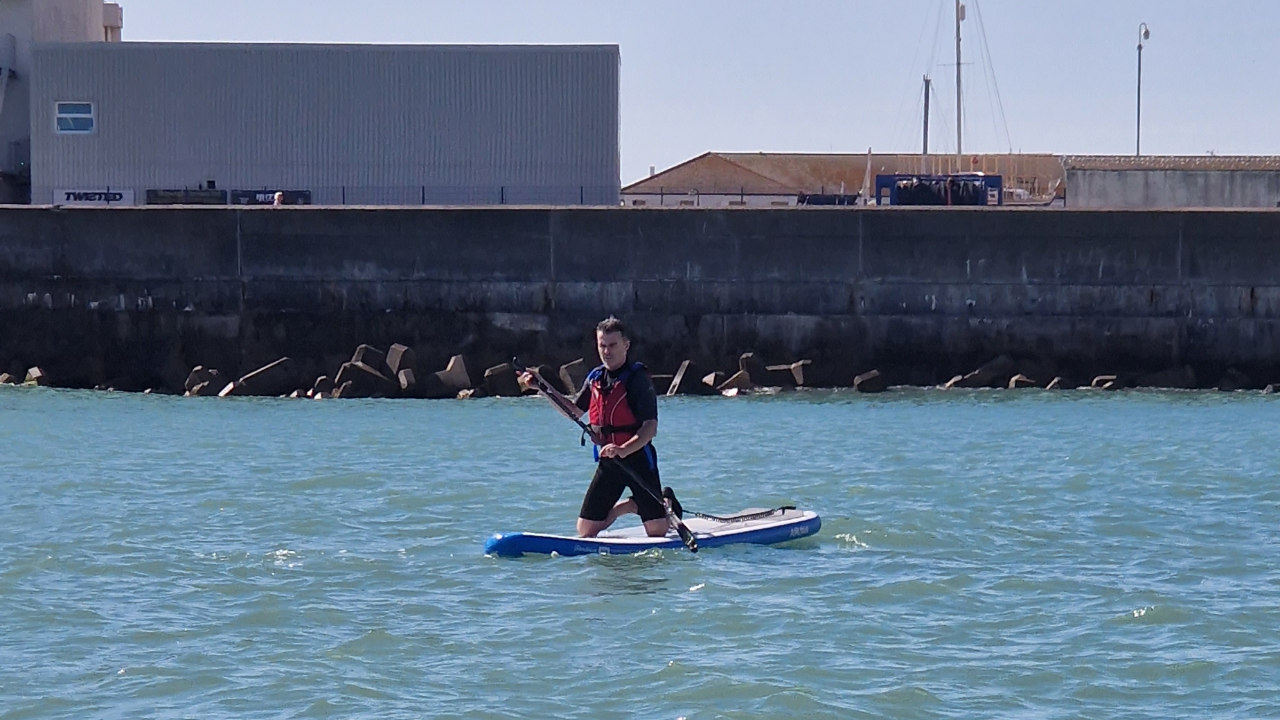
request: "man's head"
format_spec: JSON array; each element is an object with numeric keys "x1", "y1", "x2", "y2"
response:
[{"x1": 595, "y1": 316, "x2": 631, "y2": 371}]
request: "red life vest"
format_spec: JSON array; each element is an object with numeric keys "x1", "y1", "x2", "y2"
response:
[{"x1": 587, "y1": 362, "x2": 644, "y2": 446}]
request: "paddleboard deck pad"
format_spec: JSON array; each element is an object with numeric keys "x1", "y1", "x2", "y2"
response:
[{"x1": 484, "y1": 507, "x2": 820, "y2": 557}]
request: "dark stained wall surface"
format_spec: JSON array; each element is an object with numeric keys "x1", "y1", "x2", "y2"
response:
[{"x1": 1, "y1": 205, "x2": 1279, "y2": 390}]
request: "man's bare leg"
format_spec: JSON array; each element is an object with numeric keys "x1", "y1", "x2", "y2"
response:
[{"x1": 578, "y1": 498, "x2": 636, "y2": 537}]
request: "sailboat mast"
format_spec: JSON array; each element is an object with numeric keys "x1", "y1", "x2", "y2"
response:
[
  {"x1": 922, "y1": 75, "x2": 931, "y2": 157},
  {"x1": 955, "y1": 0, "x2": 963, "y2": 163}
]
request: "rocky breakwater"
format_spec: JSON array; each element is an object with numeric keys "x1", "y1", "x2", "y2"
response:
[
  {"x1": 76, "y1": 344, "x2": 1275, "y2": 401},
  {"x1": 7, "y1": 321, "x2": 1280, "y2": 397},
  {"x1": 8, "y1": 350, "x2": 1280, "y2": 397},
  {"x1": 185, "y1": 344, "x2": 483, "y2": 400}
]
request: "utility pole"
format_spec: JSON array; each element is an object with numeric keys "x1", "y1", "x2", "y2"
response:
[
  {"x1": 1136, "y1": 22, "x2": 1150, "y2": 156},
  {"x1": 955, "y1": 0, "x2": 964, "y2": 162}
]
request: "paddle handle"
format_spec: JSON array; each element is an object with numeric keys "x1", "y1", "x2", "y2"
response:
[{"x1": 513, "y1": 359, "x2": 598, "y2": 440}]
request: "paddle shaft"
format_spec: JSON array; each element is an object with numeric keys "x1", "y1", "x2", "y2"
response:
[
  {"x1": 514, "y1": 360, "x2": 698, "y2": 552},
  {"x1": 517, "y1": 364, "x2": 599, "y2": 441}
]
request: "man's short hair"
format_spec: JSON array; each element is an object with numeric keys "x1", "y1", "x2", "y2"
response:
[{"x1": 596, "y1": 316, "x2": 627, "y2": 338}]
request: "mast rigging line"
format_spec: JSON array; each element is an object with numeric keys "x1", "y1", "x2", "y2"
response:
[
  {"x1": 970, "y1": 0, "x2": 1014, "y2": 153},
  {"x1": 891, "y1": 2, "x2": 948, "y2": 153},
  {"x1": 925, "y1": 0, "x2": 1013, "y2": 158}
]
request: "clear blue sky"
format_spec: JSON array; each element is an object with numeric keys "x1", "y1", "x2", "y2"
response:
[{"x1": 121, "y1": 0, "x2": 1279, "y2": 184}]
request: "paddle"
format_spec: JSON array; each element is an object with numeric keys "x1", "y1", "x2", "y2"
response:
[{"x1": 514, "y1": 358, "x2": 698, "y2": 553}]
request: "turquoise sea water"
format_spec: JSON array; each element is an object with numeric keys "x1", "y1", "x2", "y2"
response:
[{"x1": 2, "y1": 386, "x2": 1278, "y2": 719}]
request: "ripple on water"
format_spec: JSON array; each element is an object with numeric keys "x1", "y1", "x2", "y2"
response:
[{"x1": 2, "y1": 389, "x2": 1280, "y2": 717}]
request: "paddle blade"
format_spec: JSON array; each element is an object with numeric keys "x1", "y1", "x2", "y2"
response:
[{"x1": 672, "y1": 515, "x2": 698, "y2": 553}]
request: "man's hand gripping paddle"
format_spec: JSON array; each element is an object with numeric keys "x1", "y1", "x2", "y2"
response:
[{"x1": 513, "y1": 359, "x2": 698, "y2": 553}]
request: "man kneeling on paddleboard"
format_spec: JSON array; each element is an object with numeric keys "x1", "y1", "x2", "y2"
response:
[{"x1": 520, "y1": 316, "x2": 684, "y2": 539}]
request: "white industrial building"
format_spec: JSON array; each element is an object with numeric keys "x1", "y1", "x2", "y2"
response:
[
  {"x1": 2, "y1": 1, "x2": 621, "y2": 206},
  {"x1": 0, "y1": 0, "x2": 124, "y2": 202}
]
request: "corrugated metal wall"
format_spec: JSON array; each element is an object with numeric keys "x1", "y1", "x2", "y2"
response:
[{"x1": 30, "y1": 42, "x2": 620, "y2": 205}]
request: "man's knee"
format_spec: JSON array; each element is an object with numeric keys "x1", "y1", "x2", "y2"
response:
[
  {"x1": 578, "y1": 517, "x2": 608, "y2": 537},
  {"x1": 643, "y1": 518, "x2": 669, "y2": 537}
]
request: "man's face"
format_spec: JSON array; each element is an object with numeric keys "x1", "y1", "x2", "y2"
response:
[{"x1": 596, "y1": 330, "x2": 629, "y2": 371}]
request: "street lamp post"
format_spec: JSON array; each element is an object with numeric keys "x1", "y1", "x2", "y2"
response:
[{"x1": 1136, "y1": 22, "x2": 1150, "y2": 157}]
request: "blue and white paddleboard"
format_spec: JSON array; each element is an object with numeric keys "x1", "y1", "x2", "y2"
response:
[{"x1": 484, "y1": 507, "x2": 820, "y2": 557}]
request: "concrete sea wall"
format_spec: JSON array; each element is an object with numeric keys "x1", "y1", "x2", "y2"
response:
[{"x1": 2, "y1": 205, "x2": 1280, "y2": 392}]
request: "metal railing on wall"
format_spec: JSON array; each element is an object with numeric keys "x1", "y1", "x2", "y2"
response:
[
  {"x1": 622, "y1": 183, "x2": 1060, "y2": 207},
  {"x1": 42, "y1": 184, "x2": 621, "y2": 207}
]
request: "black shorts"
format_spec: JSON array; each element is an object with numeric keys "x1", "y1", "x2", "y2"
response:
[{"x1": 579, "y1": 446, "x2": 664, "y2": 523}]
